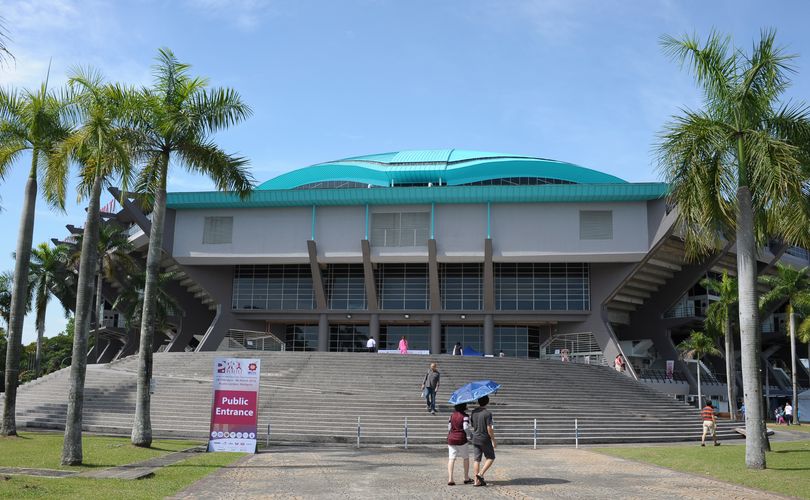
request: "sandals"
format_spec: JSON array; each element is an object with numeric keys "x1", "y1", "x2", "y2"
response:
[
  {"x1": 447, "y1": 481, "x2": 455, "y2": 486},
  {"x1": 474, "y1": 475, "x2": 487, "y2": 487},
  {"x1": 463, "y1": 479, "x2": 474, "y2": 484}
]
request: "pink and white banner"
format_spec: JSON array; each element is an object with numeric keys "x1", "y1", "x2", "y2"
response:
[
  {"x1": 666, "y1": 360, "x2": 674, "y2": 380},
  {"x1": 208, "y1": 357, "x2": 261, "y2": 453}
]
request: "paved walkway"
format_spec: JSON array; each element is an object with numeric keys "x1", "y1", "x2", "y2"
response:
[{"x1": 171, "y1": 446, "x2": 784, "y2": 499}]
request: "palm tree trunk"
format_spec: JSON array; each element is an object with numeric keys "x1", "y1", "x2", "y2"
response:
[
  {"x1": 34, "y1": 306, "x2": 46, "y2": 378},
  {"x1": 697, "y1": 358, "x2": 702, "y2": 407},
  {"x1": 1, "y1": 160, "x2": 38, "y2": 437},
  {"x1": 94, "y1": 265, "x2": 103, "y2": 363},
  {"x1": 789, "y1": 312, "x2": 799, "y2": 425},
  {"x1": 61, "y1": 174, "x2": 103, "y2": 466},
  {"x1": 132, "y1": 154, "x2": 168, "y2": 447},
  {"x1": 736, "y1": 185, "x2": 766, "y2": 469},
  {"x1": 725, "y1": 316, "x2": 737, "y2": 421}
]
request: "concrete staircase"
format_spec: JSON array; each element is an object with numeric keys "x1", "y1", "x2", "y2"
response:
[{"x1": 8, "y1": 352, "x2": 743, "y2": 445}]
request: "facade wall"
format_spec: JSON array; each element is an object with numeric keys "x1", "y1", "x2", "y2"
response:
[
  {"x1": 173, "y1": 201, "x2": 652, "y2": 265},
  {"x1": 490, "y1": 202, "x2": 648, "y2": 262}
]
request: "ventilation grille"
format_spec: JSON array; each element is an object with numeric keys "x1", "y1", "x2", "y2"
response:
[
  {"x1": 579, "y1": 210, "x2": 613, "y2": 240},
  {"x1": 203, "y1": 216, "x2": 233, "y2": 244}
]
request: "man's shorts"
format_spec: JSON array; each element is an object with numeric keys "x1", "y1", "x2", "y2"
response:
[
  {"x1": 473, "y1": 440, "x2": 496, "y2": 462},
  {"x1": 702, "y1": 421, "x2": 716, "y2": 434},
  {"x1": 448, "y1": 443, "x2": 469, "y2": 459}
]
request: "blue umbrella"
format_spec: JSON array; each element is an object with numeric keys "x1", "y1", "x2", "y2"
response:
[{"x1": 448, "y1": 380, "x2": 501, "y2": 405}]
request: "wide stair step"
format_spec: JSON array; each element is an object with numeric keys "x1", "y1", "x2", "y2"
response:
[{"x1": 9, "y1": 352, "x2": 744, "y2": 445}]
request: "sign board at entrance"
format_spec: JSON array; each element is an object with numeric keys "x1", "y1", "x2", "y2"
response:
[
  {"x1": 666, "y1": 360, "x2": 674, "y2": 380},
  {"x1": 208, "y1": 357, "x2": 261, "y2": 453}
]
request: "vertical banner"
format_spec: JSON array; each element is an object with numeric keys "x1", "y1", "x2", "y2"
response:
[
  {"x1": 665, "y1": 360, "x2": 674, "y2": 380},
  {"x1": 208, "y1": 357, "x2": 261, "y2": 453}
]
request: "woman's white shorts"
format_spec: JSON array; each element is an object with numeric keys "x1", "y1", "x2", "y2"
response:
[{"x1": 448, "y1": 443, "x2": 470, "y2": 459}]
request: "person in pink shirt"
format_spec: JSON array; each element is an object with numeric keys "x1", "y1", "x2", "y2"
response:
[{"x1": 398, "y1": 336, "x2": 409, "y2": 354}]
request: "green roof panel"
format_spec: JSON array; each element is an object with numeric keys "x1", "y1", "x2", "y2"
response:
[{"x1": 167, "y1": 183, "x2": 669, "y2": 209}]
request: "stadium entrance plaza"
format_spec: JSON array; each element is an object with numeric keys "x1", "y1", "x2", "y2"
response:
[{"x1": 172, "y1": 445, "x2": 779, "y2": 499}]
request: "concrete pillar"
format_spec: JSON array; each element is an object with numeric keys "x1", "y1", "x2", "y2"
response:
[
  {"x1": 431, "y1": 314, "x2": 441, "y2": 354},
  {"x1": 318, "y1": 313, "x2": 329, "y2": 352},
  {"x1": 484, "y1": 314, "x2": 494, "y2": 356},
  {"x1": 370, "y1": 314, "x2": 380, "y2": 343}
]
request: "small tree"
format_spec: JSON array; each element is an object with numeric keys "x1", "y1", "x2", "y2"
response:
[
  {"x1": 29, "y1": 243, "x2": 73, "y2": 377},
  {"x1": 760, "y1": 264, "x2": 810, "y2": 425},
  {"x1": 678, "y1": 330, "x2": 722, "y2": 408},
  {"x1": 702, "y1": 271, "x2": 739, "y2": 420}
]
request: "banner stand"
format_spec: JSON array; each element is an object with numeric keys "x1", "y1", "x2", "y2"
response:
[{"x1": 207, "y1": 357, "x2": 261, "y2": 453}]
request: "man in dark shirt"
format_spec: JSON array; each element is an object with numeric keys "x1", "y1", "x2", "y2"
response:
[
  {"x1": 470, "y1": 395, "x2": 496, "y2": 486},
  {"x1": 421, "y1": 363, "x2": 440, "y2": 414}
]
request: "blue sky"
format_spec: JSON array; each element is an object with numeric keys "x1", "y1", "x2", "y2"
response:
[{"x1": 1, "y1": 0, "x2": 809, "y2": 344}]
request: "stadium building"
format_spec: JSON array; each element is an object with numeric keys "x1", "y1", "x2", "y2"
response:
[{"x1": 65, "y1": 149, "x2": 808, "y2": 407}]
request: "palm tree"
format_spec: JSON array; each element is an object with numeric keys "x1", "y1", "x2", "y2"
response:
[
  {"x1": 678, "y1": 330, "x2": 723, "y2": 409},
  {"x1": 702, "y1": 271, "x2": 739, "y2": 420},
  {"x1": 760, "y1": 263, "x2": 810, "y2": 425},
  {"x1": 0, "y1": 79, "x2": 72, "y2": 436},
  {"x1": 50, "y1": 68, "x2": 134, "y2": 466},
  {"x1": 0, "y1": 271, "x2": 15, "y2": 329},
  {"x1": 112, "y1": 269, "x2": 182, "y2": 341},
  {"x1": 124, "y1": 48, "x2": 253, "y2": 447},
  {"x1": 658, "y1": 30, "x2": 810, "y2": 469},
  {"x1": 70, "y1": 223, "x2": 135, "y2": 362},
  {"x1": 0, "y1": 16, "x2": 13, "y2": 67},
  {"x1": 29, "y1": 243, "x2": 73, "y2": 377}
]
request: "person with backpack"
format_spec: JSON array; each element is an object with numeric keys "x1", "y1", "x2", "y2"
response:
[
  {"x1": 446, "y1": 403, "x2": 473, "y2": 486},
  {"x1": 421, "y1": 363, "x2": 440, "y2": 414}
]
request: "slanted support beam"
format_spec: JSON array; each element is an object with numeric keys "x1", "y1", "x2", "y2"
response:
[
  {"x1": 307, "y1": 240, "x2": 327, "y2": 310},
  {"x1": 361, "y1": 240, "x2": 378, "y2": 311},
  {"x1": 483, "y1": 239, "x2": 494, "y2": 312},
  {"x1": 428, "y1": 239, "x2": 441, "y2": 311}
]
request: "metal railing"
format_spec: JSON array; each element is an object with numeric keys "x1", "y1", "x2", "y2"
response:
[
  {"x1": 221, "y1": 329, "x2": 286, "y2": 351},
  {"x1": 637, "y1": 368, "x2": 688, "y2": 383},
  {"x1": 370, "y1": 228, "x2": 430, "y2": 247}
]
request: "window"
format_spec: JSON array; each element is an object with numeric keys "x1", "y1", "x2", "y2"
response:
[
  {"x1": 324, "y1": 264, "x2": 367, "y2": 310},
  {"x1": 495, "y1": 263, "x2": 590, "y2": 311},
  {"x1": 377, "y1": 263, "x2": 429, "y2": 310},
  {"x1": 370, "y1": 211, "x2": 430, "y2": 247},
  {"x1": 440, "y1": 263, "x2": 483, "y2": 310},
  {"x1": 442, "y1": 325, "x2": 482, "y2": 354},
  {"x1": 495, "y1": 325, "x2": 547, "y2": 358},
  {"x1": 232, "y1": 265, "x2": 315, "y2": 310},
  {"x1": 329, "y1": 324, "x2": 370, "y2": 352},
  {"x1": 461, "y1": 177, "x2": 575, "y2": 186},
  {"x1": 285, "y1": 324, "x2": 318, "y2": 351},
  {"x1": 203, "y1": 216, "x2": 233, "y2": 244},
  {"x1": 579, "y1": 210, "x2": 613, "y2": 240},
  {"x1": 382, "y1": 325, "x2": 430, "y2": 351}
]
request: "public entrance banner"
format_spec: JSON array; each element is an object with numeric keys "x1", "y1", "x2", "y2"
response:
[
  {"x1": 665, "y1": 360, "x2": 674, "y2": 380},
  {"x1": 208, "y1": 357, "x2": 261, "y2": 453}
]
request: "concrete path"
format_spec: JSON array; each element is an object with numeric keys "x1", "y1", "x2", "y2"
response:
[{"x1": 171, "y1": 446, "x2": 784, "y2": 499}]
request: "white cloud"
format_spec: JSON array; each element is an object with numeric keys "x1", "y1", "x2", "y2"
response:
[
  {"x1": 0, "y1": 0, "x2": 150, "y2": 90},
  {"x1": 183, "y1": 0, "x2": 276, "y2": 30}
]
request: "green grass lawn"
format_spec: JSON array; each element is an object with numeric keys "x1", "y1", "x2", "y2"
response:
[
  {"x1": 770, "y1": 423, "x2": 810, "y2": 433},
  {"x1": 0, "y1": 432, "x2": 244, "y2": 499},
  {"x1": 595, "y1": 440, "x2": 810, "y2": 499}
]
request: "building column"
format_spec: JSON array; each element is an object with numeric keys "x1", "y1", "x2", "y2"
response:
[
  {"x1": 370, "y1": 314, "x2": 380, "y2": 343},
  {"x1": 431, "y1": 314, "x2": 441, "y2": 354},
  {"x1": 318, "y1": 313, "x2": 329, "y2": 352},
  {"x1": 484, "y1": 314, "x2": 494, "y2": 356}
]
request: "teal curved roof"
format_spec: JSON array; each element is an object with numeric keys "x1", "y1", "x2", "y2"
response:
[{"x1": 256, "y1": 149, "x2": 626, "y2": 190}]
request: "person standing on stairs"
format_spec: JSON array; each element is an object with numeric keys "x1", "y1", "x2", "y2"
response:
[
  {"x1": 399, "y1": 336, "x2": 409, "y2": 354},
  {"x1": 422, "y1": 363, "x2": 441, "y2": 414}
]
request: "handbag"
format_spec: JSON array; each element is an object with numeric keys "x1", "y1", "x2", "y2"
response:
[{"x1": 420, "y1": 388, "x2": 428, "y2": 398}]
